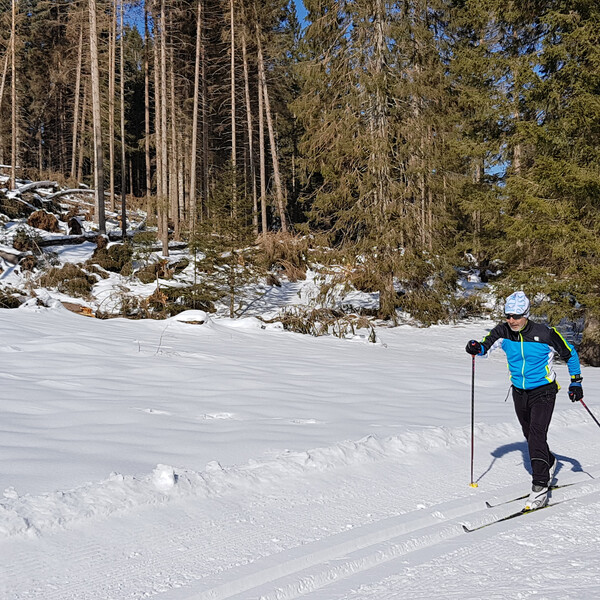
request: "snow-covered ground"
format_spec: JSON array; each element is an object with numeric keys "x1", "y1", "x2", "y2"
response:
[{"x1": 2, "y1": 288, "x2": 600, "y2": 598}]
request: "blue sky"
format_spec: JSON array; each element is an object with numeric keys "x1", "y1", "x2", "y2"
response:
[
  {"x1": 295, "y1": 0, "x2": 308, "y2": 24},
  {"x1": 126, "y1": 2, "x2": 309, "y2": 33}
]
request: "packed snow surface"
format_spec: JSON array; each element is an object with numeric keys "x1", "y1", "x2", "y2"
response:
[{"x1": 2, "y1": 302, "x2": 600, "y2": 599}]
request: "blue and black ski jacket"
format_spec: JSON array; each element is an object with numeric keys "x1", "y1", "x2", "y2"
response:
[{"x1": 478, "y1": 320, "x2": 581, "y2": 390}]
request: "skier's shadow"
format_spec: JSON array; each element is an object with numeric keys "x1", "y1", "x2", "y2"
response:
[{"x1": 477, "y1": 441, "x2": 592, "y2": 483}]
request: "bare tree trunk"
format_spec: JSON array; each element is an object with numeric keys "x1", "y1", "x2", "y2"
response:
[
  {"x1": 256, "y1": 22, "x2": 287, "y2": 232},
  {"x1": 38, "y1": 128, "x2": 42, "y2": 176},
  {"x1": 258, "y1": 62, "x2": 267, "y2": 234},
  {"x1": 189, "y1": 0, "x2": 203, "y2": 229},
  {"x1": 144, "y1": 5, "x2": 153, "y2": 221},
  {"x1": 59, "y1": 89, "x2": 66, "y2": 174},
  {"x1": 108, "y1": 1, "x2": 116, "y2": 211},
  {"x1": 0, "y1": 50, "x2": 8, "y2": 166},
  {"x1": 159, "y1": 0, "x2": 169, "y2": 255},
  {"x1": 153, "y1": 8, "x2": 164, "y2": 245},
  {"x1": 201, "y1": 13, "x2": 209, "y2": 221},
  {"x1": 89, "y1": 0, "x2": 106, "y2": 233},
  {"x1": 77, "y1": 83, "x2": 88, "y2": 183},
  {"x1": 168, "y1": 24, "x2": 180, "y2": 240},
  {"x1": 178, "y1": 129, "x2": 185, "y2": 225},
  {"x1": 0, "y1": 50, "x2": 8, "y2": 111},
  {"x1": 71, "y1": 23, "x2": 84, "y2": 181},
  {"x1": 230, "y1": 0, "x2": 237, "y2": 214},
  {"x1": 10, "y1": 0, "x2": 18, "y2": 190},
  {"x1": 129, "y1": 158, "x2": 133, "y2": 198},
  {"x1": 119, "y1": 0, "x2": 127, "y2": 240},
  {"x1": 241, "y1": 13, "x2": 258, "y2": 236}
]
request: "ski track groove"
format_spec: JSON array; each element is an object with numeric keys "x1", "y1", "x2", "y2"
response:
[
  {"x1": 161, "y1": 476, "x2": 600, "y2": 600},
  {"x1": 3, "y1": 461, "x2": 600, "y2": 600}
]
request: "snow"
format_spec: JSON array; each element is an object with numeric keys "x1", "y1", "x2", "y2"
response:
[{"x1": 2, "y1": 248, "x2": 600, "y2": 598}]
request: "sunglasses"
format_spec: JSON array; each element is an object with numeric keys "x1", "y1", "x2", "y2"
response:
[{"x1": 505, "y1": 313, "x2": 525, "y2": 320}]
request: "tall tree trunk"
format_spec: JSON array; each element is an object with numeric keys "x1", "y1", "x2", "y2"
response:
[
  {"x1": 153, "y1": 8, "x2": 164, "y2": 246},
  {"x1": 71, "y1": 23, "x2": 84, "y2": 181},
  {"x1": 38, "y1": 126, "x2": 42, "y2": 176},
  {"x1": 108, "y1": 1, "x2": 116, "y2": 211},
  {"x1": 159, "y1": 0, "x2": 169, "y2": 255},
  {"x1": 230, "y1": 0, "x2": 237, "y2": 213},
  {"x1": 10, "y1": 0, "x2": 18, "y2": 190},
  {"x1": 89, "y1": 0, "x2": 106, "y2": 233},
  {"x1": 77, "y1": 83, "x2": 88, "y2": 183},
  {"x1": 241, "y1": 14, "x2": 258, "y2": 236},
  {"x1": 258, "y1": 64, "x2": 267, "y2": 234},
  {"x1": 119, "y1": 0, "x2": 127, "y2": 240},
  {"x1": 178, "y1": 129, "x2": 185, "y2": 224},
  {"x1": 0, "y1": 51, "x2": 8, "y2": 112},
  {"x1": 189, "y1": 0, "x2": 203, "y2": 228},
  {"x1": 256, "y1": 22, "x2": 287, "y2": 232},
  {"x1": 0, "y1": 51, "x2": 8, "y2": 166},
  {"x1": 201, "y1": 11, "x2": 209, "y2": 221},
  {"x1": 144, "y1": 5, "x2": 153, "y2": 221},
  {"x1": 168, "y1": 23, "x2": 180, "y2": 240}
]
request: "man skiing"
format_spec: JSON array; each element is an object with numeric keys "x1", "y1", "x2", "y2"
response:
[{"x1": 465, "y1": 291, "x2": 583, "y2": 511}]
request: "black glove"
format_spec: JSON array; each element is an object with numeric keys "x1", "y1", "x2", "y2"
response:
[
  {"x1": 568, "y1": 375, "x2": 583, "y2": 402},
  {"x1": 465, "y1": 340, "x2": 482, "y2": 356}
]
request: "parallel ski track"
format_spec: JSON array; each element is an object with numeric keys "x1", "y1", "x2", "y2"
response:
[
  {"x1": 3, "y1": 465, "x2": 600, "y2": 600},
  {"x1": 159, "y1": 472, "x2": 600, "y2": 600}
]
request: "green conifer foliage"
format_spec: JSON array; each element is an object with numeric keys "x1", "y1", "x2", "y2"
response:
[
  {"x1": 294, "y1": 0, "x2": 469, "y2": 321},
  {"x1": 496, "y1": 1, "x2": 600, "y2": 357},
  {"x1": 191, "y1": 164, "x2": 262, "y2": 318}
]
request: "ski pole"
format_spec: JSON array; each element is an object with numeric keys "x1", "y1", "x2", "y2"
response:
[
  {"x1": 470, "y1": 354, "x2": 478, "y2": 488},
  {"x1": 580, "y1": 399, "x2": 600, "y2": 429}
]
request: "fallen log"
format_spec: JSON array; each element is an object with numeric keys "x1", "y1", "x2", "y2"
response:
[
  {"x1": 46, "y1": 188, "x2": 96, "y2": 200},
  {"x1": 0, "y1": 248, "x2": 26, "y2": 265},
  {"x1": 17, "y1": 181, "x2": 58, "y2": 193}
]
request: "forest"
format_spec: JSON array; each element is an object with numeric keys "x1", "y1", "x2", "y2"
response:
[{"x1": 1, "y1": 0, "x2": 600, "y2": 358}]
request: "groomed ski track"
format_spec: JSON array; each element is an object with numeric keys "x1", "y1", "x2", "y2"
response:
[{"x1": 3, "y1": 424, "x2": 600, "y2": 600}]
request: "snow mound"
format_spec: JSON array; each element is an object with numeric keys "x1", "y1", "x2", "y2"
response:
[
  {"x1": 169, "y1": 310, "x2": 209, "y2": 324},
  {"x1": 0, "y1": 419, "x2": 544, "y2": 539}
]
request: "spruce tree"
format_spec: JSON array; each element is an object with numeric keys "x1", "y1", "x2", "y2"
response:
[{"x1": 497, "y1": 1, "x2": 600, "y2": 359}]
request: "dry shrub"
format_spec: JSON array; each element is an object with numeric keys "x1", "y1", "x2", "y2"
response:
[
  {"x1": 171, "y1": 258, "x2": 189, "y2": 275},
  {"x1": 258, "y1": 233, "x2": 308, "y2": 282},
  {"x1": 347, "y1": 266, "x2": 380, "y2": 293},
  {"x1": 161, "y1": 284, "x2": 215, "y2": 313},
  {"x1": 0, "y1": 287, "x2": 23, "y2": 308},
  {"x1": 68, "y1": 217, "x2": 83, "y2": 235},
  {"x1": 147, "y1": 288, "x2": 168, "y2": 310},
  {"x1": 261, "y1": 306, "x2": 377, "y2": 342},
  {"x1": 1, "y1": 194, "x2": 32, "y2": 219},
  {"x1": 96, "y1": 235, "x2": 108, "y2": 250},
  {"x1": 86, "y1": 264, "x2": 110, "y2": 279},
  {"x1": 65, "y1": 206, "x2": 82, "y2": 221},
  {"x1": 20, "y1": 255, "x2": 37, "y2": 271},
  {"x1": 27, "y1": 210, "x2": 60, "y2": 233},
  {"x1": 136, "y1": 260, "x2": 174, "y2": 284},
  {"x1": 12, "y1": 229, "x2": 43, "y2": 254},
  {"x1": 266, "y1": 273, "x2": 281, "y2": 287},
  {"x1": 38, "y1": 263, "x2": 97, "y2": 299},
  {"x1": 88, "y1": 239, "x2": 133, "y2": 274}
]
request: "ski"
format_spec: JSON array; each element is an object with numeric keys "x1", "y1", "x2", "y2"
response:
[
  {"x1": 462, "y1": 500, "x2": 564, "y2": 533},
  {"x1": 485, "y1": 481, "x2": 577, "y2": 508}
]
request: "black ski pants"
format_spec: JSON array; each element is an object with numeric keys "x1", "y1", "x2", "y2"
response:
[{"x1": 512, "y1": 381, "x2": 557, "y2": 487}]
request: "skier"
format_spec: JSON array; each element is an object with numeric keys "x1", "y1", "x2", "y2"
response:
[{"x1": 465, "y1": 291, "x2": 583, "y2": 510}]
